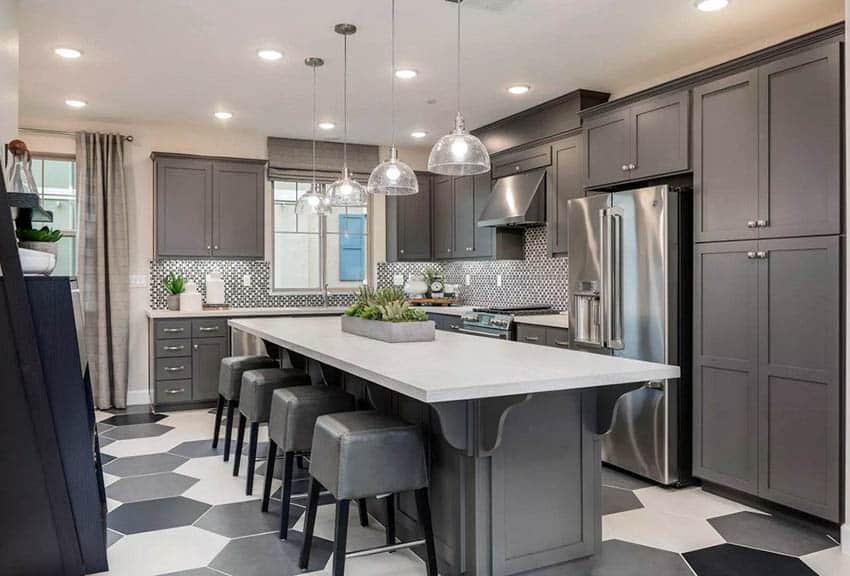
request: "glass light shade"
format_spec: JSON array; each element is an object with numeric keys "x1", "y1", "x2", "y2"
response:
[
  {"x1": 295, "y1": 186, "x2": 330, "y2": 215},
  {"x1": 428, "y1": 113, "x2": 491, "y2": 176},
  {"x1": 328, "y1": 167, "x2": 367, "y2": 206},
  {"x1": 368, "y1": 146, "x2": 419, "y2": 196}
]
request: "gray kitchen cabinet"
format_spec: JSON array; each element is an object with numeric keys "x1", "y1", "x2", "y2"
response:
[
  {"x1": 548, "y1": 134, "x2": 583, "y2": 255},
  {"x1": 545, "y1": 327, "x2": 570, "y2": 349},
  {"x1": 491, "y1": 143, "x2": 552, "y2": 179},
  {"x1": 471, "y1": 172, "x2": 494, "y2": 259},
  {"x1": 153, "y1": 153, "x2": 267, "y2": 259},
  {"x1": 433, "y1": 175, "x2": 455, "y2": 259},
  {"x1": 192, "y1": 337, "x2": 228, "y2": 401},
  {"x1": 386, "y1": 172, "x2": 433, "y2": 262},
  {"x1": 757, "y1": 44, "x2": 841, "y2": 239},
  {"x1": 584, "y1": 107, "x2": 630, "y2": 188},
  {"x1": 516, "y1": 324, "x2": 547, "y2": 345},
  {"x1": 453, "y1": 175, "x2": 476, "y2": 256},
  {"x1": 693, "y1": 70, "x2": 759, "y2": 243}
]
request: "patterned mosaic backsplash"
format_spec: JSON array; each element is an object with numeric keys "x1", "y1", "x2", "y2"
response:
[
  {"x1": 148, "y1": 259, "x2": 354, "y2": 309},
  {"x1": 377, "y1": 226, "x2": 569, "y2": 311}
]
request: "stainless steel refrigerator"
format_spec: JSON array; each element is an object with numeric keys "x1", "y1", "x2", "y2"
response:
[{"x1": 568, "y1": 185, "x2": 690, "y2": 486}]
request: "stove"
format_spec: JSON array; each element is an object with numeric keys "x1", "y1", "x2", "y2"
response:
[{"x1": 460, "y1": 305, "x2": 554, "y2": 340}]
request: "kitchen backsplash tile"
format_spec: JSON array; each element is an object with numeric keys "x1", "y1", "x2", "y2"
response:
[{"x1": 377, "y1": 227, "x2": 568, "y2": 310}]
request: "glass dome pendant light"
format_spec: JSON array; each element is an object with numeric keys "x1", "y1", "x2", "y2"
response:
[
  {"x1": 296, "y1": 57, "x2": 332, "y2": 215},
  {"x1": 427, "y1": 0, "x2": 490, "y2": 176},
  {"x1": 367, "y1": 0, "x2": 419, "y2": 196},
  {"x1": 328, "y1": 23, "x2": 367, "y2": 207}
]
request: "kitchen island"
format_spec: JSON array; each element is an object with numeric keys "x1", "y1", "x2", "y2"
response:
[{"x1": 229, "y1": 316, "x2": 679, "y2": 576}]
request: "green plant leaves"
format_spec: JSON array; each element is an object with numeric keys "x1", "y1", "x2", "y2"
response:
[
  {"x1": 344, "y1": 286, "x2": 426, "y2": 322},
  {"x1": 163, "y1": 272, "x2": 185, "y2": 295},
  {"x1": 17, "y1": 226, "x2": 63, "y2": 243}
]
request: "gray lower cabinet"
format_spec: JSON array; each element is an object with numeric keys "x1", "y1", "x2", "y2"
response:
[
  {"x1": 548, "y1": 134, "x2": 583, "y2": 255},
  {"x1": 192, "y1": 337, "x2": 228, "y2": 401},
  {"x1": 693, "y1": 236, "x2": 840, "y2": 521},
  {"x1": 386, "y1": 172, "x2": 433, "y2": 262},
  {"x1": 427, "y1": 313, "x2": 462, "y2": 333},
  {"x1": 516, "y1": 324, "x2": 570, "y2": 349}
]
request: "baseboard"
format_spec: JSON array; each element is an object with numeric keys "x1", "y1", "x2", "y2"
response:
[
  {"x1": 126, "y1": 389, "x2": 151, "y2": 406},
  {"x1": 842, "y1": 524, "x2": 849, "y2": 555}
]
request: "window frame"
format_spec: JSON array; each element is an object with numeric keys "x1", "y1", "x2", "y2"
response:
[{"x1": 30, "y1": 153, "x2": 78, "y2": 276}]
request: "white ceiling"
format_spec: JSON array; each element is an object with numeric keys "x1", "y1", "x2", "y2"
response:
[{"x1": 18, "y1": 0, "x2": 843, "y2": 145}]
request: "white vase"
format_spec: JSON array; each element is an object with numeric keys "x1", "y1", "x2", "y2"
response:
[
  {"x1": 404, "y1": 274, "x2": 428, "y2": 299},
  {"x1": 180, "y1": 281, "x2": 203, "y2": 312}
]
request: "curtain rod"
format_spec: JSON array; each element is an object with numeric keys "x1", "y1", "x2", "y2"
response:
[{"x1": 18, "y1": 127, "x2": 134, "y2": 142}]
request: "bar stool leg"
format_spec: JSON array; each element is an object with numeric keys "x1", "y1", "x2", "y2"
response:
[
  {"x1": 333, "y1": 499, "x2": 350, "y2": 576},
  {"x1": 261, "y1": 440, "x2": 277, "y2": 512},
  {"x1": 212, "y1": 395, "x2": 225, "y2": 449},
  {"x1": 223, "y1": 400, "x2": 237, "y2": 462},
  {"x1": 299, "y1": 477, "x2": 322, "y2": 570},
  {"x1": 385, "y1": 494, "x2": 396, "y2": 547},
  {"x1": 296, "y1": 454, "x2": 306, "y2": 470},
  {"x1": 415, "y1": 488, "x2": 438, "y2": 576},
  {"x1": 246, "y1": 422, "x2": 259, "y2": 495},
  {"x1": 232, "y1": 413, "x2": 246, "y2": 476},
  {"x1": 357, "y1": 499, "x2": 368, "y2": 527},
  {"x1": 279, "y1": 452, "x2": 295, "y2": 539}
]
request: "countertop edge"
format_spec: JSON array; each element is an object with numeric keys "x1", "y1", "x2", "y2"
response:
[
  {"x1": 145, "y1": 307, "x2": 347, "y2": 319},
  {"x1": 512, "y1": 314, "x2": 570, "y2": 329}
]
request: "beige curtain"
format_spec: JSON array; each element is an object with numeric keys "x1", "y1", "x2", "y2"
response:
[{"x1": 76, "y1": 132, "x2": 130, "y2": 409}]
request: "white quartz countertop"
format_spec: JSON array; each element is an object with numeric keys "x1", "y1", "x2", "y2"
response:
[
  {"x1": 415, "y1": 305, "x2": 475, "y2": 317},
  {"x1": 145, "y1": 306, "x2": 347, "y2": 319},
  {"x1": 229, "y1": 316, "x2": 679, "y2": 403},
  {"x1": 513, "y1": 313, "x2": 569, "y2": 329}
]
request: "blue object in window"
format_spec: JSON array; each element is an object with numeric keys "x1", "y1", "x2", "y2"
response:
[{"x1": 339, "y1": 214, "x2": 366, "y2": 281}]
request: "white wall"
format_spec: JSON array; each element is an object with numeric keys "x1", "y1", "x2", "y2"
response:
[{"x1": 0, "y1": 0, "x2": 18, "y2": 146}]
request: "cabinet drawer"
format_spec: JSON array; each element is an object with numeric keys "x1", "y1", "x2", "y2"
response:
[
  {"x1": 192, "y1": 318, "x2": 228, "y2": 338},
  {"x1": 516, "y1": 324, "x2": 547, "y2": 345},
  {"x1": 155, "y1": 338, "x2": 191, "y2": 358},
  {"x1": 155, "y1": 319, "x2": 191, "y2": 340},
  {"x1": 155, "y1": 379, "x2": 192, "y2": 403},
  {"x1": 492, "y1": 145, "x2": 551, "y2": 179},
  {"x1": 546, "y1": 327, "x2": 570, "y2": 348},
  {"x1": 156, "y1": 357, "x2": 193, "y2": 381}
]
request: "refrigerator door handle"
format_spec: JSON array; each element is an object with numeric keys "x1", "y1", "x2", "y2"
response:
[
  {"x1": 599, "y1": 207, "x2": 609, "y2": 347},
  {"x1": 603, "y1": 207, "x2": 625, "y2": 350}
]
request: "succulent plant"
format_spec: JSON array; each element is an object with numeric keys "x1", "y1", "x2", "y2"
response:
[
  {"x1": 17, "y1": 226, "x2": 63, "y2": 243},
  {"x1": 162, "y1": 272, "x2": 186, "y2": 295},
  {"x1": 344, "y1": 286, "x2": 427, "y2": 322}
]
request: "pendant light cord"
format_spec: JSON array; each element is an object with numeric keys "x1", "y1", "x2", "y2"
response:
[
  {"x1": 456, "y1": 0, "x2": 461, "y2": 115},
  {"x1": 343, "y1": 33, "x2": 349, "y2": 170},
  {"x1": 391, "y1": 0, "x2": 397, "y2": 147},
  {"x1": 311, "y1": 65, "x2": 317, "y2": 188}
]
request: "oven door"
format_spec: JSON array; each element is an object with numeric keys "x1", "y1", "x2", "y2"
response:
[{"x1": 456, "y1": 325, "x2": 510, "y2": 340}]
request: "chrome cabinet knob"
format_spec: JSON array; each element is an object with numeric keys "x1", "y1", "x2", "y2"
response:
[
  {"x1": 747, "y1": 220, "x2": 756, "y2": 228},
  {"x1": 213, "y1": 245, "x2": 219, "y2": 250},
  {"x1": 400, "y1": 249, "x2": 405, "y2": 254},
  {"x1": 747, "y1": 251, "x2": 757, "y2": 259},
  {"x1": 193, "y1": 344, "x2": 199, "y2": 350},
  {"x1": 621, "y1": 164, "x2": 629, "y2": 171},
  {"x1": 515, "y1": 165, "x2": 521, "y2": 171},
  {"x1": 628, "y1": 163, "x2": 636, "y2": 170},
  {"x1": 207, "y1": 245, "x2": 211, "y2": 250},
  {"x1": 757, "y1": 251, "x2": 767, "y2": 259},
  {"x1": 756, "y1": 219, "x2": 768, "y2": 228}
]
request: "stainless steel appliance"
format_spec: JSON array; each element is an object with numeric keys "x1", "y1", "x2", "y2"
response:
[
  {"x1": 461, "y1": 305, "x2": 554, "y2": 340},
  {"x1": 568, "y1": 185, "x2": 690, "y2": 486}
]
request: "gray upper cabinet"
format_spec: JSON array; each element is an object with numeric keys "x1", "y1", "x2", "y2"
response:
[
  {"x1": 433, "y1": 175, "x2": 455, "y2": 259},
  {"x1": 693, "y1": 70, "x2": 759, "y2": 243},
  {"x1": 453, "y1": 175, "x2": 475, "y2": 256},
  {"x1": 584, "y1": 107, "x2": 630, "y2": 188},
  {"x1": 471, "y1": 172, "x2": 494, "y2": 258},
  {"x1": 386, "y1": 172, "x2": 432, "y2": 262},
  {"x1": 153, "y1": 153, "x2": 267, "y2": 259},
  {"x1": 758, "y1": 44, "x2": 841, "y2": 239},
  {"x1": 548, "y1": 134, "x2": 583, "y2": 255}
]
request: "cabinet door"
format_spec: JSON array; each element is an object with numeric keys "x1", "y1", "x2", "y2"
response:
[
  {"x1": 399, "y1": 173, "x2": 433, "y2": 261},
  {"x1": 628, "y1": 90, "x2": 690, "y2": 181},
  {"x1": 693, "y1": 71, "x2": 759, "y2": 242},
  {"x1": 433, "y1": 176, "x2": 455, "y2": 259},
  {"x1": 156, "y1": 157, "x2": 213, "y2": 257},
  {"x1": 584, "y1": 107, "x2": 630, "y2": 188},
  {"x1": 471, "y1": 172, "x2": 494, "y2": 258},
  {"x1": 192, "y1": 336, "x2": 228, "y2": 401},
  {"x1": 693, "y1": 242, "x2": 759, "y2": 495},
  {"x1": 758, "y1": 44, "x2": 841, "y2": 239},
  {"x1": 757, "y1": 236, "x2": 840, "y2": 521},
  {"x1": 516, "y1": 324, "x2": 546, "y2": 345},
  {"x1": 453, "y1": 176, "x2": 475, "y2": 257},
  {"x1": 548, "y1": 135, "x2": 583, "y2": 255},
  {"x1": 213, "y1": 161, "x2": 265, "y2": 258},
  {"x1": 385, "y1": 195, "x2": 401, "y2": 262}
]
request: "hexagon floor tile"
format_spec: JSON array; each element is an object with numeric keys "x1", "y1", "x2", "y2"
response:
[
  {"x1": 634, "y1": 486, "x2": 757, "y2": 521},
  {"x1": 684, "y1": 543, "x2": 818, "y2": 576},
  {"x1": 602, "y1": 507, "x2": 725, "y2": 553},
  {"x1": 107, "y1": 496, "x2": 210, "y2": 535},
  {"x1": 102, "y1": 423, "x2": 174, "y2": 441},
  {"x1": 707, "y1": 511, "x2": 837, "y2": 557},
  {"x1": 168, "y1": 438, "x2": 240, "y2": 459},
  {"x1": 558, "y1": 539, "x2": 695, "y2": 576},
  {"x1": 209, "y1": 531, "x2": 333, "y2": 576},
  {"x1": 103, "y1": 526, "x2": 228, "y2": 576},
  {"x1": 100, "y1": 412, "x2": 167, "y2": 427},
  {"x1": 602, "y1": 486, "x2": 644, "y2": 516},
  {"x1": 175, "y1": 456, "x2": 272, "y2": 506},
  {"x1": 601, "y1": 465, "x2": 653, "y2": 491},
  {"x1": 106, "y1": 472, "x2": 199, "y2": 503},
  {"x1": 106, "y1": 529, "x2": 122, "y2": 548},
  {"x1": 193, "y1": 499, "x2": 302, "y2": 538},
  {"x1": 103, "y1": 453, "x2": 188, "y2": 477},
  {"x1": 158, "y1": 569, "x2": 221, "y2": 576},
  {"x1": 802, "y1": 546, "x2": 850, "y2": 576}
]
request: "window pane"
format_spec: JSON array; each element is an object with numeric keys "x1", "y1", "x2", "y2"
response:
[
  {"x1": 43, "y1": 197, "x2": 77, "y2": 231},
  {"x1": 31, "y1": 159, "x2": 43, "y2": 189},
  {"x1": 44, "y1": 159, "x2": 75, "y2": 197},
  {"x1": 274, "y1": 232, "x2": 321, "y2": 290},
  {"x1": 274, "y1": 180, "x2": 297, "y2": 202},
  {"x1": 51, "y1": 236, "x2": 77, "y2": 277},
  {"x1": 274, "y1": 202, "x2": 297, "y2": 233}
]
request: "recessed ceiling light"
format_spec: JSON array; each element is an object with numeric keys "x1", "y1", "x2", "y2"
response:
[
  {"x1": 507, "y1": 84, "x2": 531, "y2": 95},
  {"x1": 411, "y1": 131, "x2": 427, "y2": 139},
  {"x1": 257, "y1": 49, "x2": 283, "y2": 61},
  {"x1": 55, "y1": 47, "x2": 82, "y2": 59},
  {"x1": 64, "y1": 99, "x2": 87, "y2": 108},
  {"x1": 395, "y1": 68, "x2": 418, "y2": 80},
  {"x1": 695, "y1": 0, "x2": 729, "y2": 12},
  {"x1": 318, "y1": 122, "x2": 336, "y2": 130},
  {"x1": 214, "y1": 111, "x2": 233, "y2": 120}
]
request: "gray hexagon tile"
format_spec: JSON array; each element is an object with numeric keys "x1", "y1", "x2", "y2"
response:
[
  {"x1": 100, "y1": 412, "x2": 167, "y2": 426},
  {"x1": 193, "y1": 499, "x2": 302, "y2": 538},
  {"x1": 106, "y1": 472, "x2": 199, "y2": 503},
  {"x1": 107, "y1": 529, "x2": 123, "y2": 548},
  {"x1": 707, "y1": 511, "x2": 837, "y2": 557},
  {"x1": 104, "y1": 453, "x2": 188, "y2": 477},
  {"x1": 102, "y1": 422, "x2": 174, "y2": 441},
  {"x1": 210, "y1": 531, "x2": 333, "y2": 576},
  {"x1": 107, "y1": 496, "x2": 210, "y2": 535},
  {"x1": 602, "y1": 485, "x2": 644, "y2": 516},
  {"x1": 169, "y1": 439, "x2": 240, "y2": 459},
  {"x1": 559, "y1": 539, "x2": 694, "y2": 576},
  {"x1": 158, "y1": 569, "x2": 221, "y2": 576},
  {"x1": 684, "y1": 543, "x2": 818, "y2": 576}
]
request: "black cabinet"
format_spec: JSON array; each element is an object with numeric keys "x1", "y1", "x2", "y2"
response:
[
  {"x1": 693, "y1": 237, "x2": 841, "y2": 521},
  {"x1": 433, "y1": 176, "x2": 455, "y2": 259},
  {"x1": 472, "y1": 172, "x2": 494, "y2": 258},
  {"x1": 153, "y1": 153, "x2": 267, "y2": 258},
  {"x1": 584, "y1": 91, "x2": 690, "y2": 188},
  {"x1": 386, "y1": 172, "x2": 433, "y2": 262},
  {"x1": 453, "y1": 175, "x2": 476, "y2": 256},
  {"x1": 548, "y1": 134, "x2": 583, "y2": 255}
]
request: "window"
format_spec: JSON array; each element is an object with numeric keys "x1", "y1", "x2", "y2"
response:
[
  {"x1": 30, "y1": 156, "x2": 78, "y2": 276},
  {"x1": 272, "y1": 180, "x2": 369, "y2": 292}
]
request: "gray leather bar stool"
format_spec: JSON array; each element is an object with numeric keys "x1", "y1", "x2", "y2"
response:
[
  {"x1": 232, "y1": 367, "x2": 311, "y2": 495},
  {"x1": 213, "y1": 355, "x2": 279, "y2": 462},
  {"x1": 262, "y1": 385, "x2": 357, "y2": 539},
  {"x1": 299, "y1": 411, "x2": 437, "y2": 576}
]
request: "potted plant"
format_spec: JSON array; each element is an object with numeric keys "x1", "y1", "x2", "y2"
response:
[
  {"x1": 162, "y1": 272, "x2": 185, "y2": 311},
  {"x1": 17, "y1": 226, "x2": 62, "y2": 256},
  {"x1": 342, "y1": 287, "x2": 435, "y2": 343}
]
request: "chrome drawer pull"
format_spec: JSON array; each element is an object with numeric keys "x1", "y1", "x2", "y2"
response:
[
  {"x1": 162, "y1": 345, "x2": 185, "y2": 352},
  {"x1": 162, "y1": 327, "x2": 185, "y2": 333},
  {"x1": 164, "y1": 366, "x2": 185, "y2": 372},
  {"x1": 554, "y1": 340, "x2": 569, "y2": 346},
  {"x1": 524, "y1": 336, "x2": 540, "y2": 342},
  {"x1": 165, "y1": 388, "x2": 186, "y2": 395},
  {"x1": 199, "y1": 326, "x2": 220, "y2": 332}
]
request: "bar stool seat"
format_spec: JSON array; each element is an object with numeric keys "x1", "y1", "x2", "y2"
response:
[
  {"x1": 212, "y1": 355, "x2": 279, "y2": 462},
  {"x1": 300, "y1": 411, "x2": 437, "y2": 576},
  {"x1": 232, "y1": 367, "x2": 311, "y2": 495}
]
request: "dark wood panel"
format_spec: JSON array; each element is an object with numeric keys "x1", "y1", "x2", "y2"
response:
[{"x1": 212, "y1": 161, "x2": 265, "y2": 258}]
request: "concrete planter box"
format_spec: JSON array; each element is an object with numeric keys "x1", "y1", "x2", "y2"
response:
[{"x1": 341, "y1": 315, "x2": 435, "y2": 343}]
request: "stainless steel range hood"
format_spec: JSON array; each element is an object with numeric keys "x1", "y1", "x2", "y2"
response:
[{"x1": 478, "y1": 168, "x2": 546, "y2": 227}]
